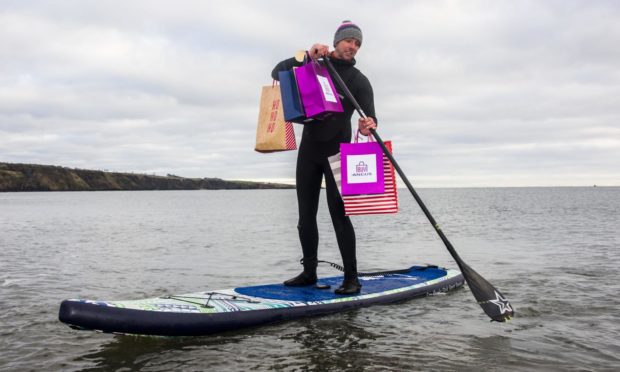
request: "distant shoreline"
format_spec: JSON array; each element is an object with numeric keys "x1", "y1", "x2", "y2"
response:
[{"x1": 0, "y1": 162, "x2": 295, "y2": 192}]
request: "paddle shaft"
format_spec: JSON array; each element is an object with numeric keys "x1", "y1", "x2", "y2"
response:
[
  {"x1": 373, "y1": 131, "x2": 465, "y2": 262},
  {"x1": 324, "y1": 57, "x2": 514, "y2": 322},
  {"x1": 323, "y1": 57, "x2": 464, "y2": 264}
]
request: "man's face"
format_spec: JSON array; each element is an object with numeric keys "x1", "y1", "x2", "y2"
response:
[{"x1": 333, "y1": 38, "x2": 361, "y2": 61}]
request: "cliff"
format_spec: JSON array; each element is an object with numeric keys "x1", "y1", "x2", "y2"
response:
[{"x1": 0, "y1": 162, "x2": 294, "y2": 192}]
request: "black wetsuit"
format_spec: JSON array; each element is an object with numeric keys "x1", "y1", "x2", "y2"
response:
[{"x1": 271, "y1": 56, "x2": 377, "y2": 278}]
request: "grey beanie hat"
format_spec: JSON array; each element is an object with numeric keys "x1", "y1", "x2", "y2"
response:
[{"x1": 333, "y1": 20, "x2": 363, "y2": 46}]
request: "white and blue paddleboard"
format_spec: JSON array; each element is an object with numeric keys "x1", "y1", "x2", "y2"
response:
[{"x1": 59, "y1": 265, "x2": 464, "y2": 336}]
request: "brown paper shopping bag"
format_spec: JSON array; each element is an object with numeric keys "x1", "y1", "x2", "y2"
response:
[{"x1": 255, "y1": 83, "x2": 297, "y2": 153}]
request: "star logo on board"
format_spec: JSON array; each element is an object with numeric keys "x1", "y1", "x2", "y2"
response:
[{"x1": 489, "y1": 291, "x2": 513, "y2": 314}]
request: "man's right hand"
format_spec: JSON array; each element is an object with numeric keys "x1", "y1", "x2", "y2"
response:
[{"x1": 309, "y1": 43, "x2": 330, "y2": 60}]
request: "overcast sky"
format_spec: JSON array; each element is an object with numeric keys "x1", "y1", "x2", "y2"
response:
[{"x1": 1, "y1": 0, "x2": 618, "y2": 187}]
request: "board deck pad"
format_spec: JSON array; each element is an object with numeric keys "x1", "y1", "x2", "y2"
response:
[{"x1": 236, "y1": 266, "x2": 447, "y2": 302}]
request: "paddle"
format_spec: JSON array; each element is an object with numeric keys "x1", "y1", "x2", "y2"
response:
[{"x1": 324, "y1": 56, "x2": 514, "y2": 322}]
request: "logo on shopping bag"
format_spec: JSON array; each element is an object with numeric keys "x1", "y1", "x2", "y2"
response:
[
  {"x1": 347, "y1": 155, "x2": 377, "y2": 184},
  {"x1": 267, "y1": 98, "x2": 280, "y2": 133},
  {"x1": 356, "y1": 161, "x2": 368, "y2": 173}
]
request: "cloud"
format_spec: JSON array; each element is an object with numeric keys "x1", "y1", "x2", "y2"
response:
[{"x1": 1, "y1": 0, "x2": 618, "y2": 186}]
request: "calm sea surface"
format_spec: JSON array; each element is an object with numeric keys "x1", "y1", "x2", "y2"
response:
[{"x1": 1, "y1": 187, "x2": 619, "y2": 371}]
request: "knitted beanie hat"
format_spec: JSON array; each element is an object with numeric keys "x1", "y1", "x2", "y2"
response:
[{"x1": 333, "y1": 20, "x2": 363, "y2": 47}]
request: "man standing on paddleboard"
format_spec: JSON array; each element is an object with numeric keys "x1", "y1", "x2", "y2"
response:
[{"x1": 271, "y1": 21, "x2": 378, "y2": 294}]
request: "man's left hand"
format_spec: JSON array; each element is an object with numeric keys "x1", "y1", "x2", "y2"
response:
[{"x1": 358, "y1": 117, "x2": 377, "y2": 136}]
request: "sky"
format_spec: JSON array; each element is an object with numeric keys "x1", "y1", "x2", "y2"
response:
[{"x1": 1, "y1": 0, "x2": 619, "y2": 187}]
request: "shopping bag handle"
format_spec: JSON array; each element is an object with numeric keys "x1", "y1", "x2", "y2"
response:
[
  {"x1": 354, "y1": 129, "x2": 375, "y2": 143},
  {"x1": 304, "y1": 51, "x2": 324, "y2": 76}
]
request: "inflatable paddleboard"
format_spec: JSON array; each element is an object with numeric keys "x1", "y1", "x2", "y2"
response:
[{"x1": 59, "y1": 265, "x2": 464, "y2": 336}]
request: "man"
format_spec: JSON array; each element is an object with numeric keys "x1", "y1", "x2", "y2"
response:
[{"x1": 271, "y1": 20, "x2": 377, "y2": 294}]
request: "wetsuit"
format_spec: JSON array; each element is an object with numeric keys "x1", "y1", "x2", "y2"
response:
[{"x1": 271, "y1": 56, "x2": 377, "y2": 278}]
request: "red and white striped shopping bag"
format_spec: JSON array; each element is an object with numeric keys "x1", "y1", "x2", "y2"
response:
[{"x1": 329, "y1": 141, "x2": 398, "y2": 216}]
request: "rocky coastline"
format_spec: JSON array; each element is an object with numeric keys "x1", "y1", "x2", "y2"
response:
[{"x1": 0, "y1": 162, "x2": 294, "y2": 192}]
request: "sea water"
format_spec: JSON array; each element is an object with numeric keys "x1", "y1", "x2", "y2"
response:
[{"x1": 1, "y1": 188, "x2": 619, "y2": 371}]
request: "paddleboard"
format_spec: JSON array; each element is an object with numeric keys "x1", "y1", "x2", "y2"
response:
[{"x1": 59, "y1": 265, "x2": 464, "y2": 336}]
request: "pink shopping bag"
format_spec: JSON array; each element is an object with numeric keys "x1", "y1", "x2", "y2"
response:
[
  {"x1": 294, "y1": 56, "x2": 343, "y2": 119},
  {"x1": 339, "y1": 134, "x2": 384, "y2": 195}
]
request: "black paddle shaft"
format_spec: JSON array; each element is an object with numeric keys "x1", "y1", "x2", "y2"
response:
[{"x1": 324, "y1": 57, "x2": 514, "y2": 322}]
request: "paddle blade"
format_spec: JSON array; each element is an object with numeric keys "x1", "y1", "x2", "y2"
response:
[{"x1": 460, "y1": 263, "x2": 514, "y2": 322}]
